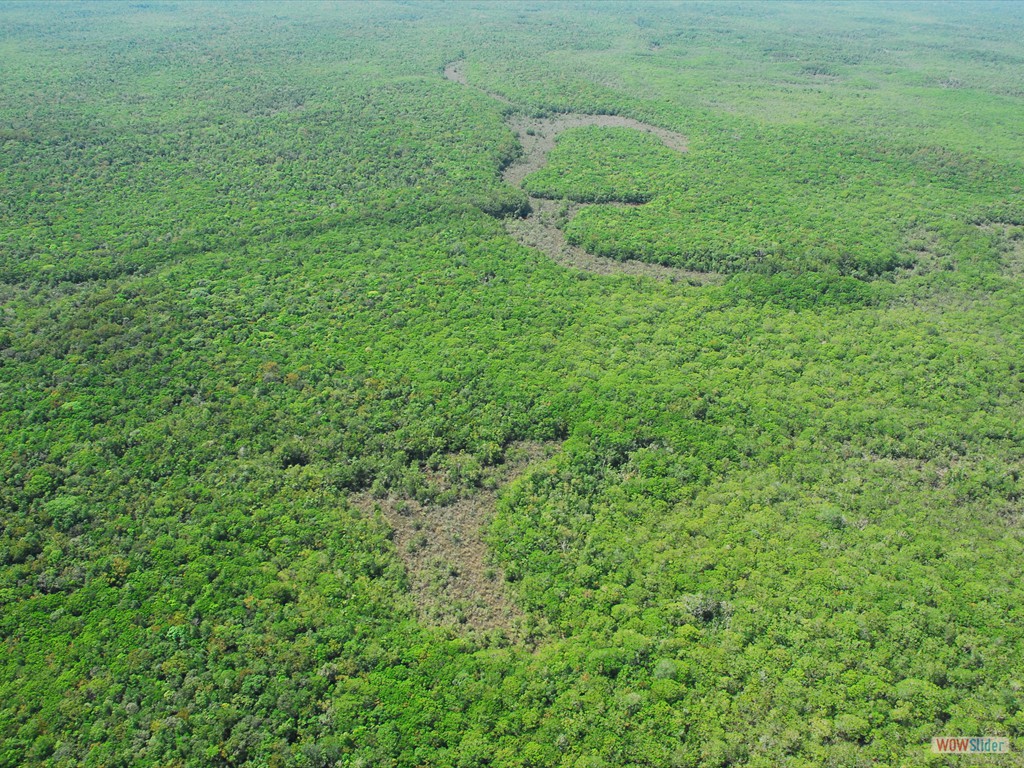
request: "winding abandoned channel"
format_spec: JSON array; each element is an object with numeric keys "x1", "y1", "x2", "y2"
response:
[{"x1": 443, "y1": 61, "x2": 722, "y2": 284}]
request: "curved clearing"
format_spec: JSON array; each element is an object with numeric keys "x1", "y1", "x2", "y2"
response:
[
  {"x1": 501, "y1": 113, "x2": 688, "y2": 187},
  {"x1": 506, "y1": 198, "x2": 720, "y2": 284},
  {"x1": 443, "y1": 60, "x2": 468, "y2": 85},
  {"x1": 443, "y1": 62, "x2": 721, "y2": 284}
]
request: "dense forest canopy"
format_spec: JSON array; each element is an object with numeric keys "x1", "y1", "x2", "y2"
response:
[{"x1": 2, "y1": 1, "x2": 1024, "y2": 766}]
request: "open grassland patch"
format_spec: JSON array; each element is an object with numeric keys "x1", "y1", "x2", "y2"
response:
[{"x1": 351, "y1": 442, "x2": 558, "y2": 638}]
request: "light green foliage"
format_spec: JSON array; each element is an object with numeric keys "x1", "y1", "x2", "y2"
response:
[
  {"x1": 529, "y1": 116, "x2": 1023, "y2": 276},
  {"x1": 524, "y1": 128, "x2": 675, "y2": 204},
  {"x1": 2, "y1": 2, "x2": 1024, "y2": 767}
]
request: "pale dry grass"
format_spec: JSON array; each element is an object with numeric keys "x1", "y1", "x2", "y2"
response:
[{"x1": 350, "y1": 441, "x2": 557, "y2": 638}]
